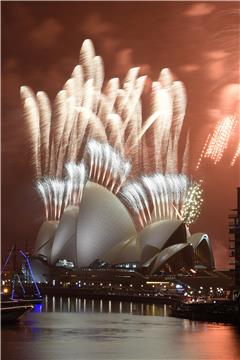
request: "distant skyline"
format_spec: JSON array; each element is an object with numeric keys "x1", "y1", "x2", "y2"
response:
[{"x1": 2, "y1": 1, "x2": 239, "y2": 268}]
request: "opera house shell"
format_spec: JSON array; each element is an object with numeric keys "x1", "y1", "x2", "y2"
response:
[{"x1": 34, "y1": 182, "x2": 215, "y2": 274}]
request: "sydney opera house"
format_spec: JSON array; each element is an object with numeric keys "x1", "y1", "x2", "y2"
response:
[
  {"x1": 20, "y1": 39, "x2": 215, "y2": 279},
  {"x1": 33, "y1": 181, "x2": 215, "y2": 276}
]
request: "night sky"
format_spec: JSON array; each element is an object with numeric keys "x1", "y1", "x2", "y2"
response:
[{"x1": 2, "y1": 1, "x2": 240, "y2": 268}]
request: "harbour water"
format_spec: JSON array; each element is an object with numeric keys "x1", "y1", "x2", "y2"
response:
[{"x1": 2, "y1": 296, "x2": 240, "y2": 360}]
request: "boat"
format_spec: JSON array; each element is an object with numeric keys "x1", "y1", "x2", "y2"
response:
[
  {"x1": 1, "y1": 304, "x2": 33, "y2": 323},
  {"x1": 1, "y1": 246, "x2": 43, "y2": 307},
  {"x1": 170, "y1": 298, "x2": 240, "y2": 324}
]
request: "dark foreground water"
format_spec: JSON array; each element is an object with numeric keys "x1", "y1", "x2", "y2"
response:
[{"x1": 2, "y1": 296, "x2": 240, "y2": 360}]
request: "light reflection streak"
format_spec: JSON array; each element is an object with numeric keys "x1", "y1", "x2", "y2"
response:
[{"x1": 52, "y1": 296, "x2": 55, "y2": 312}]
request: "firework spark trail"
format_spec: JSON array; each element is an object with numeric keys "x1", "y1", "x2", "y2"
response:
[
  {"x1": 115, "y1": 161, "x2": 132, "y2": 194},
  {"x1": 51, "y1": 90, "x2": 67, "y2": 176},
  {"x1": 98, "y1": 78, "x2": 120, "y2": 123},
  {"x1": 93, "y1": 55, "x2": 104, "y2": 92},
  {"x1": 120, "y1": 184, "x2": 146, "y2": 227},
  {"x1": 86, "y1": 140, "x2": 96, "y2": 178},
  {"x1": 110, "y1": 152, "x2": 121, "y2": 191},
  {"x1": 122, "y1": 74, "x2": 145, "y2": 133},
  {"x1": 82, "y1": 79, "x2": 94, "y2": 110},
  {"x1": 133, "y1": 112, "x2": 161, "y2": 147},
  {"x1": 125, "y1": 100, "x2": 143, "y2": 172},
  {"x1": 167, "y1": 174, "x2": 181, "y2": 218},
  {"x1": 101, "y1": 143, "x2": 111, "y2": 184},
  {"x1": 96, "y1": 143, "x2": 103, "y2": 183},
  {"x1": 64, "y1": 78, "x2": 76, "y2": 102},
  {"x1": 65, "y1": 162, "x2": 77, "y2": 203},
  {"x1": 158, "y1": 70, "x2": 174, "y2": 173},
  {"x1": 166, "y1": 81, "x2": 187, "y2": 173},
  {"x1": 56, "y1": 180, "x2": 66, "y2": 220},
  {"x1": 90, "y1": 141, "x2": 98, "y2": 180},
  {"x1": 22, "y1": 96, "x2": 41, "y2": 178},
  {"x1": 64, "y1": 180, "x2": 73, "y2": 210},
  {"x1": 77, "y1": 162, "x2": 88, "y2": 203},
  {"x1": 107, "y1": 114, "x2": 124, "y2": 154},
  {"x1": 37, "y1": 180, "x2": 49, "y2": 219},
  {"x1": 140, "y1": 174, "x2": 191, "y2": 223},
  {"x1": 36, "y1": 92, "x2": 51, "y2": 175},
  {"x1": 231, "y1": 143, "x2": 240, "y2": 166},
  {"x1": 151, "y1": 79, "x2": 174, "y2": 172},
  {"x1": 182, "y1": 181, "x2": 203, "y2": 226},
  {"x1": 37, "y1": 178, "x2": 67, "y2": 220},
  {"x1": 94, "y1": 142, "x2": 103, "y2": 181},
  {"x1": 205, "y1": 116, "x2": 235, "y2": 163},
  {"x1": 153, "y1": 174, "x2": 167, "y2": 219},
  {"x1": 141, "y1": 176, "x2": 157, "y2": 219},
  {"x1": 120, "y1": 190, "x2": 145, "y2": 228},
  {"x1": 65, "y1": 161, "x2": 88, "y2": 206},
  {"x1": 92, "y1": 56, "x2": 104, "y2": 113},
  {"x1": 132, "y1": 183, "x2": 152, "y2": 222},
  {"x1": 165, "y1": 174, "x2": 175, "y2": 218},
  {"x1": 71, "y1": 65, "x2": 84, "y2": 107},
  {"x1": 149, "y1": 176, "x2": 162, "y2": 219},
  {"x1": 142, "y1": 175, "x2": 161, "y2": 219},
  {"x1": 105, "y1": 153, "x2": 115, "y2": 187},
  {"x1": 55, "y1": 95, "x2": 76, "y2": 178},
  {"x1": 121, "y1": 174, "x2": 189, "y2": 228},
  {"x1": 20, "y1": 87, "x2": 41, "y2": 173},
  {"x1": 86, "y1": 140, "x2": 130, "y2": 192},
  {"x1": 82, "y1": 108, "x2": 107, "y2": 142},
  {"x1": 137, "y1": 202, "x2": 148, "y2": 226},
  {"x1": 197, "y1": 115, "x2": 237, "y2": 169},
  {"x1": 52, "y1": 179, "x2": 66, "y2": 220},
  {"x1": 95, "y1": 142, "x2": 104, "y2": 180},
  {"x1": 196, "y1": 133, "x2": 211, "y2": 170},
  {"x1": 44, "y1": 179, "x2": 52, "y2": 219},
  {"x1": 179, "y1": 174, "x2": 190, "y2": 215},
  {"x1": 171, "y1": 174, "x2": 182, "y2": 217},
  {"x1": 75, "y1": 107, "x2": 91, "y2": 156},
  {"x1": 119, "y1": 67, "x2": 139, "y2": 116},
  {"x1": 80, "y1": 39, "x2": 95, "y2": 80},
  {"x1": 105, "y1": 151, "x2": 118, "y2": 187}
]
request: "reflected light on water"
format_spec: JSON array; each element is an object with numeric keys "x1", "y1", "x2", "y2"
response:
[
  {"x1": 33, "y1": 303, "x2": 42, "y2": 313},
  {"x1": 119, "y1": 301, "x2": 122, "y2": 313},
  {"x1": 2, "y1": 295, "x2": 240, "y2": 360},
  {"x1": 52, "y1": 296, "x2": 55, "y2": 312},
  {"x1": 38, "y1": 296, "x2": 173, "y2": 316}
]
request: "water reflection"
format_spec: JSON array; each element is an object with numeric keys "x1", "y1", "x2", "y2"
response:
[
  {"x1": 36, "y1": 295, "x2": 171, "y2": 316},
  {"x1": 33, "y1": 303, "x2": 42, "y2": 313},
  {"x1": 2, "y1": 296, "x2": 240, "y2": 360}
]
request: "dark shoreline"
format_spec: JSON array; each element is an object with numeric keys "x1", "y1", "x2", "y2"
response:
[{"x1": 40, "y1": 288, "x2": 240, "y2": 324}]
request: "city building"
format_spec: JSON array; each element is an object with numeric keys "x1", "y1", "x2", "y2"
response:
[{"x1": 229, "y1": 187, "x2": 240, "y2": 289}]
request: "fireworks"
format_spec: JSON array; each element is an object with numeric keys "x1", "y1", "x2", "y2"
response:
[
  {"x1": 197, "y1": 115, "x2": 239, "y2": 169},
  {"x1": 64, "y1": 161, "x2": 88, "y2": 206},
  {"x1": 36, "y1": 178, "x2": 67, "y2": 221},
  {"x1": 21, "y1": 39, "x2": 188, "y2": 179},
  {"x1": 182, "y1": 181, "x2": 203, "y2": 226},
  {"x1": 22, "y1": 39, "x2": 206, "y2": 228},
  {"x1": 120, "y1": 174, "x2": 191, "y2": 228},
  {"x1": 86, "y1": 140, "x2": 131, "y2": 193},
  {"x1": 37, "y1": 140, "x2": 132, "y2": 220},
  {"x1": 230, "y1": 143, "x2": 240, "y2": 167}
]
